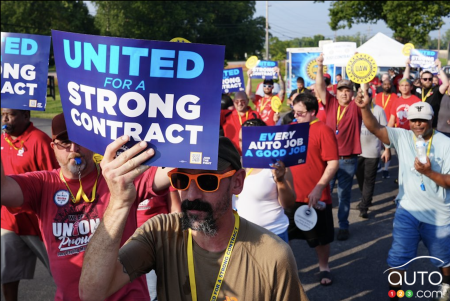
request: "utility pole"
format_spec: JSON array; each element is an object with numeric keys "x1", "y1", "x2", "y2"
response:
[
  {"x1": 334, "y1": 30, "x2": 337, "y2": 42},
  {"x1": 366, "y1": 25, "x2": 372, "y2": 42},
  {"x1": 438, "y1": 28, "x2": 441, "y2": 52},
  {"x1": 265, "y1": 1, "x2": 269, "y2": 60}
]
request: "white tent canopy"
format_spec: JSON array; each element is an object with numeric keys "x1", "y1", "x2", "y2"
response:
[{"x1": 357, "y1": 32, "x2": 406, "y2": 67}]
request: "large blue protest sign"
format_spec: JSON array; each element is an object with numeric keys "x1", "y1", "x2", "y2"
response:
[
  {"x1": 250, "y1": 60, "x2": 279, "y2": 79},
  {"x1": 222, "y1": 67, "x2": 245, "y2": 93},
  {"x1": 1, "y1": 32, "x2": 51, "y2": 111},
  {"x1": 52, "y1": 30, "x2": 225, "y2": 170},
  {"x1": 288, "y1": 52, "x2": 338, "y2": 89},
  {"x1": 241, "y1": 123, "x2": 310, "y2": 168},
  {"x1": 409, "y1": 49, "x2": 438, "y2": 69}
]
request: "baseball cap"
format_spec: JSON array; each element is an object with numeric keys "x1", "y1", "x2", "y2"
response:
[
  {"x1": 51, "y1": 113, "x2": 68, "y2": 140},
  {"x1": 323, "y1": 73, "x2": 331, "y2": 79},
  {"x1": 337, "y1": 79, "x2": 353, "y2": 90},
  {"x1": 370, "y1": 77, "x2": 380, "y2": 85},
  {"x1": 217, "y1": 136, "x2": 242, "y2": 171},
  {"x1": 263, "y1": 79, "x2": 274, "y2": 85},
  {"x1": 407, "y1": 102, "x2": 434, "y2": 120}
]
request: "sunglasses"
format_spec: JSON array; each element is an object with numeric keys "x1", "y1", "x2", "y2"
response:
[
  {"x1": 167, "y1": 169, "x2": 236, "y2": 192},
  {"x1": 421, "y1": 78, "x2": 432, "y2": 81},
  {"x1": 263, "y1": 84, "x2": 273, "y2": 88}
]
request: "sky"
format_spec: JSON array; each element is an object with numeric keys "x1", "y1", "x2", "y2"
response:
[{"x1": 85, "y1": 1, "x2": 449, "y2": 42}]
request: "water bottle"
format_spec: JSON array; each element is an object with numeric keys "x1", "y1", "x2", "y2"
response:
[{"x1": 415, "y1": 135, "x2": 427, "y2": 164}]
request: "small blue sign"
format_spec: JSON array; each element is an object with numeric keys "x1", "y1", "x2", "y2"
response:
[
  {"x1": 222, "y1": 67, "x2": 245, "y2": 93},
  {"x1": 241, "y1": 122, "x2": 310, "y2": 168},
  {"x1": 409, "y1": 49, "x2": 438, "y2": 69},
  {"x1": 1, "y1": 32, "x2": 51, "y2": 111},
  {"x1": 250, "y1": 60, "x2": 279, "y2": 79},
  {"x1": 52, "y1": 30, "x2": 225, "y2": 170}
]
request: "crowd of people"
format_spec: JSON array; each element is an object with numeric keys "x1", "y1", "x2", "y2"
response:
[{"x1": 1, "y1": 53, "x2": 449, "y2": 301}]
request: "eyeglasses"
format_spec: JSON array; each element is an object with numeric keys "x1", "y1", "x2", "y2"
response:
[
  {"x1": 167, "y1": 169, "x2": 236, "y2": 192},
  {"x1": 421, "y1": 78, "x2": 432, "y2": 81},
  {"x1": 294, "y1": 111, "x2": 308, "y2": 117},
  {"x1": 263, "y1": 84, "x2": 273, "y2": 88},
  {"x1": 53, "y1": 140, "x2": 75, "y2": 150}
]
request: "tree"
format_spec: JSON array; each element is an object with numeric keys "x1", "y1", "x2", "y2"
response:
[
  {"x1": 316, "y1": 1, "x2": 450, "y2": 45},
  {"x1": 93, "y1": 1, "x2": 265, "y2": 60}
]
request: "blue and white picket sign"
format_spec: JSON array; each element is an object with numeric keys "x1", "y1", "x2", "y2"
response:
[
  {"x1": 1, "y1": 32, "x2": 51, "y2": 111},
  {"x1": 409, "y1": 49, "x2": 438, "y2": 69},
  {"x1": 222, "y1": 67, "x2": 245, "y2": 93},
  {"x1": 250, "y1": 60, "x2": 279, "y2": 79},
  {"x1": 52, "y1": 30, "x2": 225, "y2": 170},
  {"x1": 241, "y1": 122, "x2": 310, "y2": 168}
]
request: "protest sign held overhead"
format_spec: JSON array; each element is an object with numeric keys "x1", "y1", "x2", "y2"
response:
[
  {"x1": 322, "y1": 42, "x2": 356, "y2": 66},
  {"x1": 222, "y1": 67, "x2": 245, "y2": 93},
  {"x1": 52, "y1": 30, "x2": 225, "y2": 170},
  {"x1": 1, "y1": 32, "x2": 51, "y2": 111},
  {"x1": 409, "y1": 49, "x2": 438, "y2": 69},
  {"x1": 241, "y1": 123, "x2": 310, "y2": 168},
  {"x1": 346, "y1": 53, "x2": 377, "y2": 84},
  {"x1": 249, "y1": 60, "x2": 279, "y2": 79}
]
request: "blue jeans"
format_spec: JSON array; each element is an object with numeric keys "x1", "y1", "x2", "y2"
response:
[{"x1": 330, "y1": 157, "x2": 358, "y2": 230}]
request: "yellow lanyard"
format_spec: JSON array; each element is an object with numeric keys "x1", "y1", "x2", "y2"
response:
[
  {"x1": 336, "y1": 105, "x2": 348, "y2": 127},
  {"x1": 59, "y1": 163, "x2": 100, "y2": 203},
  {"x1": 259, "y1": 96, "x2": 272, "y2": 113},
  {"x1": 310, "y1": 119, "x2": 319, "y2": 125},
  {"x1": 3, "y1": 135, "x2": 24, "y2": 151},
  {"x1": 413, "y1": 130, "x2": 434, "y2": 158},
  {"x1": 297, "y1": 88, "x2": 304, "y2": 94},
  {"x1": 421, "y1": 88, "x2": 432, "y2": 102},
  {"x1": 382, "y1": 93, "x2": 391, "y2": 110},
  {"x1": 246, "y1": 168, "x2": 254, "y2": 177},
  {"x1": 187, "y1": 211, "x2": 239, "y2": 301},
  {"x1": 237, "y1": 111, "x2": 249, "y2": 126}
]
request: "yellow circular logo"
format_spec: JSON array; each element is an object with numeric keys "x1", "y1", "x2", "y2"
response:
[
  {"x1": 306, "y1": 58, "x2": 328, "y2": 80},
  {"x1": 271, "y1": 96, "x2": 282, "y2": 113},
  {"x1": 93, "y1": 153, "x2": 103, "y2": 164},
  {"x1": 402, "y1": 43, "x2": 414, "y2": 56},
  {"x1": 170, "y1": 37, "x2": 191, "y2": 43},
  {"x1": 346, "y1": 53, "x2": 377, "y2": 84},
  {"x1": 245, "y1": 56, "x2": 259, "y2": 69}
]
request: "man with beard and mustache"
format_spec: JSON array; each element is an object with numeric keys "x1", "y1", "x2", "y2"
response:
[
  {"x1": 1, "y1": 113, "x2": 171, "y2": 301},
  {"x1": 79, "y1": 136, "x2": 307, "y2": 301},
  {"x1": 355, "y1": 88, "x2": 450, "y2": 301},
  {"x1": 1, "y1": 109, "x2": 57, "y2": 301}
]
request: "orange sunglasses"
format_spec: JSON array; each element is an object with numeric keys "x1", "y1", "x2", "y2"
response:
[{"x1": 167, "y1": 169, "x2": 236, "y2": 192}]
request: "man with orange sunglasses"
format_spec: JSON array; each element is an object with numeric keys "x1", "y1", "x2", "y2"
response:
[{"x1": 80, "y1": 136, "x2": 307, "y2": 301}]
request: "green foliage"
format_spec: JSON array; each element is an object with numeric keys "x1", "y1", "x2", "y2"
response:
[
  {"x1": 269, "y1": 35, "x2": 326, "y2": 61},
  {"x1": 92, "y1": 1, "x2": 265, "y2": 60},
  {"x1": 316, "y1": 1, "x2": 450, "y2": 45},
  {"x1": 30, "y1": 85, "x2": 63, "y2": 119}
]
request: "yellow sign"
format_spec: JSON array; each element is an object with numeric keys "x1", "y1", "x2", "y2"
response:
[
  {"x1": 271, "y1": 96, "x2": 282, "y2": 113},
  {"x1": 245, "y1": 56, "x2": 259, "y2": 69},
  {"x1": 170, "y1": 37, "x2": 191, "y2": 43},
  {"x1": 306, "y1": 59, "x2": 328, "y2": 80},
  {"x1": 93, "y1": 153, "x2": 103, "y2": 164},
  {"x1": 402, "y1": 43, "x2": 414, "y2": 56},
  {"x1": 346, "y1": 53, "x2": 377, "y2": 84}
]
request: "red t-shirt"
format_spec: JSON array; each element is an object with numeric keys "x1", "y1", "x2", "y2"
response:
[
  {"x1": 375, "y1": 92, "x2": 398, "y2": 121},
  {"x1": 324, "y1": 91, "x2": 362, "y2": 156},
  {"x1": 136, "y1": 186, "x2": 177, "y2": 227},
  {"x1": 316, "y1": 99, "x2": 327, "y2": 123},
  {"x1": 1, "y1": 123, "x2": 58, "y2": 236},
  {"x1": 253, "y1": 95, "x2": 281, "y2": 126},
  {"x1": 8, "y1": 166, "x2": 164, "y2": 301},
  {"x1": 220, "y1": 108, "x2": 260, "y2": 154},
  {"x1": 390, "y1": 95, "x2": 421, "y2": 130},
  {"x1": 290, "y1": 121, "x2": 339, "y2": 204}
]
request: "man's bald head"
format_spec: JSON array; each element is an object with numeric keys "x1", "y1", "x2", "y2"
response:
[{"x1": 233, "y1": 91, "x2": 250, "y2": 113}]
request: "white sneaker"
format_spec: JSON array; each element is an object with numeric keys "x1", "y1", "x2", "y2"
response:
[{"x1": 433, "y1": 283, "x2": 450, "y2": 301}]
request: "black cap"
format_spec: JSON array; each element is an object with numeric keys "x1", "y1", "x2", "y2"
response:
[
  {"x1": 217, "y1": 136, "x2": 242, "y2": 171},
  {"x1": 263, "y1": 79, "x2": 274, "y2": 85}
]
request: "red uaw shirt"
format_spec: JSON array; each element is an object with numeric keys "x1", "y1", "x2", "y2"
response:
[
  {"x1": 390, "y1": 95, "x2": 421, "y2": 130},
  {"x1": 254, "y1": 94, "x2": 281, "y2": 126},
  {"x1": 8, "y1": 166, "x2": 165, "y2": 301},
  {"x1": 1, "y1": 122, "x2": 58, "y2": 236},
  {"x1": 290, "y1": 120, "x2": 339, "y2": 204},
  {"x1": 220, "y1": 108, "x2": 260, "y2": 154},
  {"x1": 324, "y1": 91, "x2": 362, "y2": 156}
]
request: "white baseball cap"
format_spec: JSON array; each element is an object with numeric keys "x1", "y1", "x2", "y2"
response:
[{"x1": 407, "y1": 102, "x2": 434, "y2": 120}]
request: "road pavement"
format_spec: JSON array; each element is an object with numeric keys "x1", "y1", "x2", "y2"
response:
[{"x1": 1, "y1": 118, "x2": 439, "y2": 301}]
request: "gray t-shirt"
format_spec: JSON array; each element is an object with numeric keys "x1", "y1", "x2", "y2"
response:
[
  {"x1": 360, "y1": 104, "x2": 387, "y2": 158},
  {"x1": 437, "y1": 94, "x2": 450, "y2": 135}
]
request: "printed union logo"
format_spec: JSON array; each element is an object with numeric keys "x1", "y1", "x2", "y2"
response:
[{"x1": 54, "y1": 190, "x2": 70, "y2": 206}]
